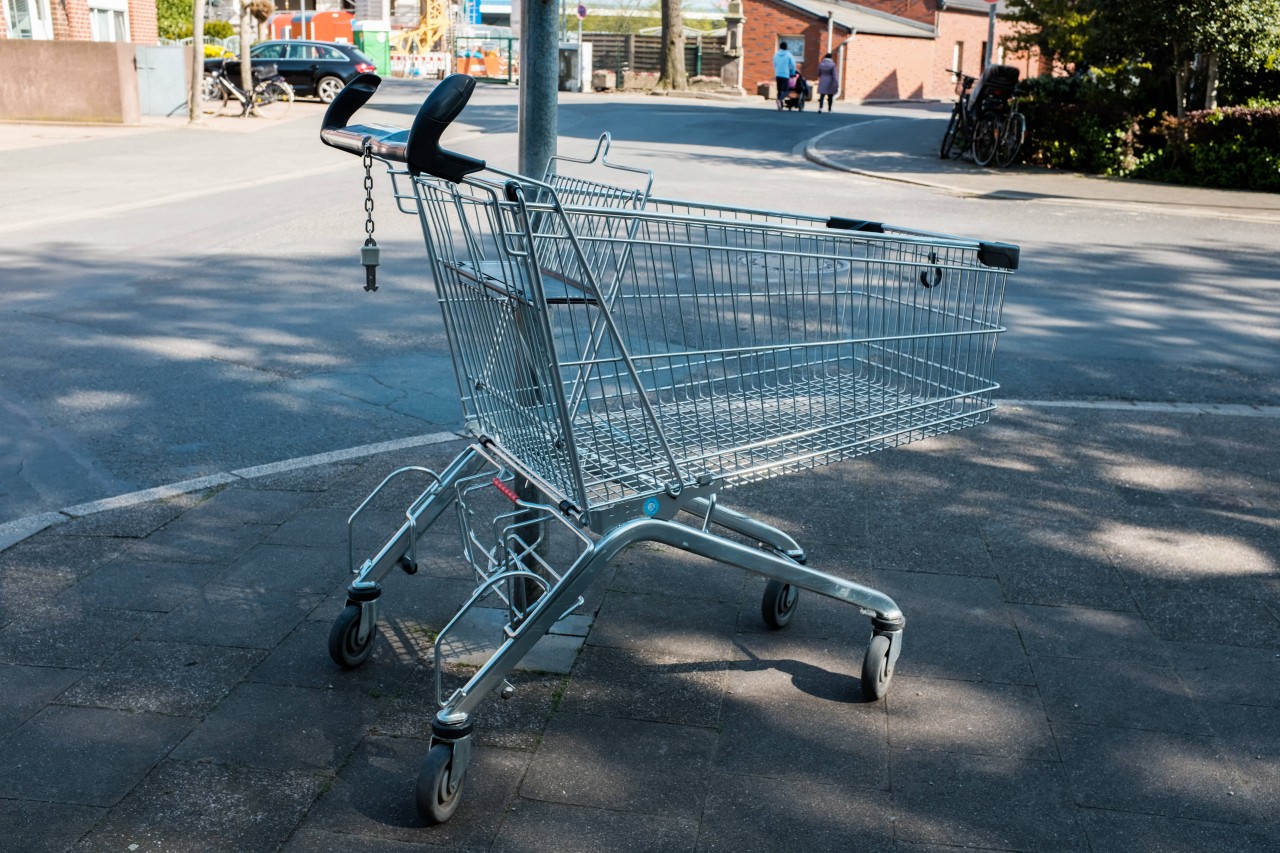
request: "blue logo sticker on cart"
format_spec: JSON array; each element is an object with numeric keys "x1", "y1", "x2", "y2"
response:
[{"x1": 643, "y1": 497, "x2": 661, "y2": 517}]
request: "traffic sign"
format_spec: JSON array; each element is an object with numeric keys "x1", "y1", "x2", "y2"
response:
[{"x1": 577, "y1": 4, "x2": 587, "y2": 19}]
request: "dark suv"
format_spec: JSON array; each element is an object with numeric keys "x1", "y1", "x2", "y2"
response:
[{"x1": 205, "y1": 40, "x2": 376, "y2": 103}]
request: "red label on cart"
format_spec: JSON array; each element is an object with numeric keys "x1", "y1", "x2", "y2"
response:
[{"x1": 492, "y1": 477, "x2": 520, "y2": 503}]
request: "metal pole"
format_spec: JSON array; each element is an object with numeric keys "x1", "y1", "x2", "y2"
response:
[
  {"x1": 519, "y1": 0, "x2": 559, "y2": 179},
  {"x1": 189, "y1": 0, "x2": 205, "y2": 122},
  {"x1": 985, "y1": 3, "x2": 996, "y2": 68}
]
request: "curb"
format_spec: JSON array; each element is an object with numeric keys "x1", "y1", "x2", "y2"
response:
[{"x1": 0, "y1": 430, "x2": 461, "y2": 554}]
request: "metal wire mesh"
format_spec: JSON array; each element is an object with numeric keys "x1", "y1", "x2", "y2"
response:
[{"x1": 412, "y1": 176, "x2": 1011, "y2": 524}]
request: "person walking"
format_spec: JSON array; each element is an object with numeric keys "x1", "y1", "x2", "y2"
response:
[
  {"x1": 773, "y1": 42, "x2": 797, "y2": 111},
  {"x1": 817, "y1": 52, "x2": 838, "y2": 113}
]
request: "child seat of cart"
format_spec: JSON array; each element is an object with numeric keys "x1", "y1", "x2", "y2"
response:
[{"x1": 966, "y1": 64, "x2": 1020, "y2": 115}]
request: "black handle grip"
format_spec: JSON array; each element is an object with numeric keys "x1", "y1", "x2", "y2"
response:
[
  {"x1": 321, "y1": 72, "x2": 380, "y2": 138},
  {"x1": 406, "y1": 73, "x2": 486, "y2": 182}
]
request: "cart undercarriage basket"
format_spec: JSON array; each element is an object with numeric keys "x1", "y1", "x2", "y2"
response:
[{"x1": 319, "y1": 73, "x2": 1019, "y2": 825}]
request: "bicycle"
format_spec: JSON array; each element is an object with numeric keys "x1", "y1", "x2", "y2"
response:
[
  {"x1": 201, "y1": 58, "x2": 294, "y2": 119},
  {"x1": 940, "y1": 65, "x2": 1021, "y2": 167},
  {"x1": 994, "y1": 94, "x2": 1027, "y2": 168}
]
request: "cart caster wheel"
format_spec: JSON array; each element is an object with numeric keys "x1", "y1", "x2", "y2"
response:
[
  {"x1": 861, "y1": 633, "x2": 894, "y2": 701},
  {"x1": 397, "y1": 554, "x2": 419, "y2": 575},
  {"x1": 417, "y1": 743, "x2": 465, "y2": 824},
  {"x1": 328, "y1": 604, "x2": 375, "y2": 669},
  {"x1": 761, "y1": 580, "x2": 799, "y2": 629}
]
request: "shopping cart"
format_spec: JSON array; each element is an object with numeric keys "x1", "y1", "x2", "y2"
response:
[{"x1": 320, "y1": 73, "x2": 1019, "y2": 824}]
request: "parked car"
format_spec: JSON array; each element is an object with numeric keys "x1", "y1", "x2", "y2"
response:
[{"x1": 204, "y1": 40, "x2": 376, "y2": 103}]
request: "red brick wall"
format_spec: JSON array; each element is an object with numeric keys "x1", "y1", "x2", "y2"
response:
[
  {"x1": 129, "y1": 0, "x2": 158, "y2": 43},
  {"x1": 744, "y1": 0, "x2": 1035, "y2": 102},
  {"x1": 5, "y1": 0, "x2": 157, "y2": 42},
  {"x1": 744, "y1": 0, "x2": 854, "y2": 97}
]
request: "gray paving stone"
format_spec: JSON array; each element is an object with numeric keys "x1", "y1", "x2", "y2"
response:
[
  {"x1": 873, "y1": 570, "x2": 1034, "y2": 685},
  {"x1": 436, "y1": 606, "x2": 587, "y2": 675},
  {"x1": 607, "y1": 542, "x2": 747, "y2": 603},
  {"x1": 303, "y1": 735, "x2": 527, "y2": 849},
  {"x1": 559, "y1": 644, "x2": 727, "y2": 727},
  {"x1": 282, "y1": 828, "x2": 464, "y2": 852},
  {"x1": 1009, "y1": 602, "x2": 1168, "y2": 664},
  {"x1": 143, "y1": 585, "x2": 322, "y2": 650},
  {"x1": 264, "y1": 506, "x2": 406, "y2": 550},
  {"x1": 1130, "y1": 586, "x2": 1280, "y2": 647},
  {"x1": 125, "y1": 519, "x2": 275, "y2": 564},
  {"x1": 0, "y1": 663, "x2": 85, "y2": 736},
  {"x1": 249, "y1": 617, "x2": 416, "y2": 694},
  {"x1": 492, "y1": 798, "x2": 698, "y2": 853},
  {"x1": 886, "y1": 676, "x2": 1057, "y2": 761},
  {"x1": 74, "y1": 760, "x2": 326, "y2": 853},
  {"x1": 1081, "y1": 808, "x2": 1280, "y2": 853},
  {"x1": 54, "y1": 498, "x2": 188, "y2": 539},
  {"x1": 715, "y1": 689, "x2": 889, "y2": 790},
  {"x1": 586, "y1": 590, "x2": 738, "y2": 661},
  {"x1": 0, "y1": 603, "x2": 160, "y2": 668},
  {"x1": 0, "y1": 705, "x2": 194, "y2": 807},
  {"x1": 890, "y1": 750, "x2": 1087, "y2": 852},
  {"x1": 0, "y1": 565, "x2": 79, "y2": 620},
  {"x1": 55, "y1": 558, "x2": 218, "y2": 612},
  {"x1": 521, "y1": 712, "x2": 716, "y2": 817},
  {"x1": 1053, "y1": 722, "x2": 1256, "y2": 824},
  {"x1": 697, "y1": 772, "x2": 894, "y2": 853},
  {"x1": 727, "y1": 631, "x2": 868, "y2": 704},
  {"x1": 1031, "y1": 656, "x2": 1212, "y2": 735},
  {"x1": 60, "y1": 640, "x2": 264, "y2": 716},
  {"x1": 217, "y1": 543, "x2": 351, "y2": 595},
  {"x1": 0, "y1": 530, "x2": 129, "y2": 576},
  {"x1": 171, "y1": 681, "x2": 382, "y2": 772},
  {"x1": 864, "y1": 523, "x2": 997, "y2": 578},
  {"x1": 187, "y1": 486, "x2": 318, "y2": 526},
  {"x1": 0, "y1": 798, "x2": 104, "y2": 852},
  {"x1": 1168, "y1": 641, "x2": 1280, "y2": 707},
  {"x1": 1200, "y1": 702, "x2": 1280, "y2": 825},
  {"x1": 992, "y1": 544, "x2": 1137, "y2": 611},
  {"x1": 376, "y1": 665, "x2": 563, "y2": 751}
]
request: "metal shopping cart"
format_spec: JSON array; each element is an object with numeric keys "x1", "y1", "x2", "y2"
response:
[{"x1": 320, "y1": 74, "x2": 1019, "y2": 824}]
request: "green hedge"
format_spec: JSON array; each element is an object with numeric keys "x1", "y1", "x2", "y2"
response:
[
  {"x1": 1016, "y1": 74, "x2": 1280, "y2": 191},
  {"x1": 1130, "y1": 108, "x2": 1280, "y2": 192}
]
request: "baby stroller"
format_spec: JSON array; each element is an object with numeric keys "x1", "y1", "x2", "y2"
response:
[{"x1": 781, "y1": 74, "x2": 811, "y2": 111}]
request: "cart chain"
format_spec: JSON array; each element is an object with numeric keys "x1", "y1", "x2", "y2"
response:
[{"x1": 360, "y1": 141, "x2": 379, "y2": 292}]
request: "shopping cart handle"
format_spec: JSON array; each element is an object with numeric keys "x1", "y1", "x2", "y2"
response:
[
  {"x1": 406, "y1": 73, "x2": 487, "y2": 182},
  {"x1": 319, "y1": 73, "x2": 411, "y2": 161}
]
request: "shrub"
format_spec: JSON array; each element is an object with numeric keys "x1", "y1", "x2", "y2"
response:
[
  {"x1": 1131, "y1": 107, "x2": 1280, "y2": 191},
  {"x1": 204, "y1": 20, "x2": 236, "y2": 40},
  {"x1": 1018, "y1": 74, "x2": 1142, "y2": 173}
]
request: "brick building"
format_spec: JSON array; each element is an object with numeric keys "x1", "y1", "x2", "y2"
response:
[
  {"x1": 3, "y1": 0, "x2": 158, "y2": 43},
  {"x1": 744, "y1": 0, "x2": 1037, "y2": 102}
]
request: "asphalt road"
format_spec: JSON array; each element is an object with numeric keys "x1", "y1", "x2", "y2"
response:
[{"x1": 2, "y1": 78, "x2": 1277, "y2": 524}]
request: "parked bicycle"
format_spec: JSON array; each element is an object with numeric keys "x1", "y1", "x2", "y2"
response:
[
  {"x1": 940, "y1": 64, "x2": 1021, "y2": 167},
  {"x1": 201, "y1": 58, "x2": 294, "y2": 119},
  {"x1": 993, "y1": 93, "x2": 1027, "y2": 168}
]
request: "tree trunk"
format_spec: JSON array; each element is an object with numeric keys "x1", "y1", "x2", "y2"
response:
[
  {"x1": 1174, "y1": 55, "x2": 1190, "y2": 119},
  {"x1": 239, "y1": 2, "x2": 254, "y2": 100},
  {"x1": 189, "y1": 0, "x2": 205, "y2": 122},
  {"x1": 656, "y1": 0, "x2": 686, "y2": 91},
  {"x1": 1203, "y1": 50, "x2": 1219, "y2": 110}
]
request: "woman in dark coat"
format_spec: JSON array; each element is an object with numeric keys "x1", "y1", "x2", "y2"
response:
[{"x1": 817, "y1": 53, "x2": 838, "y2": 113}]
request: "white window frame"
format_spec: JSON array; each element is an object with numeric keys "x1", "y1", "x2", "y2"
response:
[
  {"x1": 6, "y1": 0, "x2": 54, "y2": 39},
  {"x1": 778, "y1": 35, "x2": 805, "y2": 65},
  {"x1": 89, "y1": 0, "x2": 130, "y2": 42}
]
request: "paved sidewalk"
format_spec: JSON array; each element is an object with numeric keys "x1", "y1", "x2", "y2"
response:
[
  {"x1": 807, "y1": 104, "x2": 1280, "y2": 223},
  {"x1": 1, "y1": 403, "x2": 1278, "y2": 851}
]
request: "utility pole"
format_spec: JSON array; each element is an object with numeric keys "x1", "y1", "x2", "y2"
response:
[
  {"x1": 189, "y1": 0, "x2": 206, "y2": 122},
  {"x1": 519, "y1": 0, "x2": 559, "y2": 179}
]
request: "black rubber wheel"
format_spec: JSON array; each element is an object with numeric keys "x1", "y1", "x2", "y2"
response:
[
  {"x1": 761, "y1": 580, "x2": 799, "y2": 629},
  {"x1": 328, "y1": 604, "x2": 375, "y2": 669},
  {"x1": 972, "y1": 116, "x2": 999, "y2": 167},
  {"x1": 417, "y1": 743, "x2": 464, "y2": 824},
  {"x1": 940, "y1": 105, "x2": 961, "y2": 159},
  {"x1": 861, "y1": 633, "x2": 893, "y2": 701}
]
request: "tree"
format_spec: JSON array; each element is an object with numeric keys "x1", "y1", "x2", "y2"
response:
[
  {"x1": 655, "y1": 0, "x2": 686, "y2": 91},
  {"x1": 1007, "y1": 0, "x2": 1280, "y2": 114}
]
